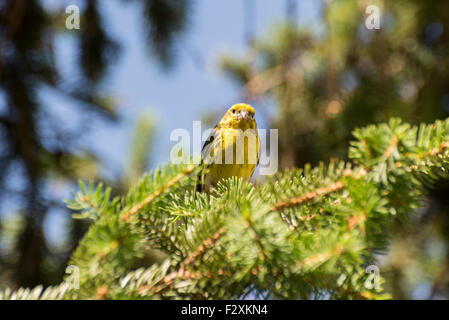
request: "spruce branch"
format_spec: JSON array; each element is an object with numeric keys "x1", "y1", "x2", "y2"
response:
[
  {"x1": 2, "y1": 117, "x2": 449, "y2": 300},
  {"x1": 121, "y1": 165, "x2": 195, "y2": 221}
]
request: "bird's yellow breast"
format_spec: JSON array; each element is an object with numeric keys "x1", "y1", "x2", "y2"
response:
[{"x1": 204, "y1": 127, "x2": 259, "y2": 188}]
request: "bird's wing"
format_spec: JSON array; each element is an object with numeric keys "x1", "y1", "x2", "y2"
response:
[
  {"x1": 195, "y1": 125, "x2": 222, "y2": 192},
  {"x1": 257, "y1": 133, "x2": 260, "y2": 167}
]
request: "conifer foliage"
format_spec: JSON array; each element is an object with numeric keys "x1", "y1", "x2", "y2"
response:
[{"x1": 1, "y1": 117, "x2": 449, "y2": 300}]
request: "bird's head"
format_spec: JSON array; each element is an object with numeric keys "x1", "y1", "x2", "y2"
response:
[{"x1": 222, "y1": 103, "x2": 256, "y2": 130}]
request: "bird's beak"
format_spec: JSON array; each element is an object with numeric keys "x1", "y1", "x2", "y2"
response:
[{"x1": 240, "y1": 110, "x2": 249, "y2": 120}]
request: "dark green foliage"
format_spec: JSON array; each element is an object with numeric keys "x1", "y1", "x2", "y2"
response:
[
  {"x1": 0, "y1": 0, "x2": 190, "y2": 289},
  {"x1": 142, "y1": 0, "x2": 191, "y2": 67},
  {"x1": 80, "y1": 0, "x2": 120, "y2": 82}
]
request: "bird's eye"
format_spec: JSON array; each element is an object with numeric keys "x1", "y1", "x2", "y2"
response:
[{"x1": 232, "y1": 109, "x2": 236, "y2": 114}]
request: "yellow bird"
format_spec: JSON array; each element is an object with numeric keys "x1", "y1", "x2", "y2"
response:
[{"x1": 197, "y1": 103, "x2": 259, "y2": 192}]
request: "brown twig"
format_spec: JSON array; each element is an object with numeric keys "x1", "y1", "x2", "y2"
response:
[
  {"x1": 242, "y1": 214, "x2": 268, "y2": 262},
  {"x1": 270, "y1": 181, "x2": 345, "y2": 211},
  {"x1": 382, "y1": 136, "x2": 399, "y2": 159},
  {"x1": 295, "y1": 245, "x2": 344, "y2": 270},
  {"x1": 121, "y1": 166, "x2": 194, "y2": 221},
  {"x1": 137, "y1": 227, "x2": 227, "y2": 296}
]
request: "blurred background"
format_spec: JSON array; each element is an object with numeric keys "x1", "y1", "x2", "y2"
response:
[{"x1": 1, "y1": 0, "x2": 449, "y2": 299}]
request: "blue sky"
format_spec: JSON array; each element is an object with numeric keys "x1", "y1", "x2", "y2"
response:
[
  {"x1": 43, "y1": 0, "x2": 322, "y2": 175},
  {"x1": 37, "y1": 0, "x2": 322, "y2": 245}
]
